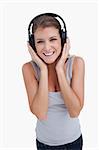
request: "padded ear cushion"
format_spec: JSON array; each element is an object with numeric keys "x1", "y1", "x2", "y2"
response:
[
  {"x1": 29, "y1": 34, "x2": 36, "y2": 51},
  {"x1": 61, "y1": 30, "x2": 67, "y2": 45}
]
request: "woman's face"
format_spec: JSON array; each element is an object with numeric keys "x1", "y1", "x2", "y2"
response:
[{"x1": 34, "y1": 26, "x2": 61, "y2": 64}]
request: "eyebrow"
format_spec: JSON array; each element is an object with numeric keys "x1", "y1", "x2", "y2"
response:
[{"x1": 36, "y1": 36, "x2": 57, "y2": 41}]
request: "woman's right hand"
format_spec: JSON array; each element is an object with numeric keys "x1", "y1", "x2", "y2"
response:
[{"x1": 27, "y1": 42, "x2": 47, "y2": 70}]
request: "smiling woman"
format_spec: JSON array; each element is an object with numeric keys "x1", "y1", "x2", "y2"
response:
[{"x1": 22, "y1": 13, "x2": 85, "y2": 150}]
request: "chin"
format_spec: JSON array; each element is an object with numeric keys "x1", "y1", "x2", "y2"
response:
[{"x1": 43, "y1": 59, "x2": 56, "y2": 64}]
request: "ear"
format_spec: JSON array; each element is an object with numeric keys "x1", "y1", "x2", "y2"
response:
[{"x1": 29, "y1": 34, "x2": 36, "y2": 51}]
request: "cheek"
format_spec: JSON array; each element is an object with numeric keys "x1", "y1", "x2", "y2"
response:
[
  {"x1": 57, "y1": 42, "x2": 62, "y2": 52},
  {"x1": 36, "y1": 50, "x2": 41, "y2": 56},
  {"x1": 35, "y1": 44, "x2": 42, "y2": 52},
  {"x1": 36, "y1": 50, "x2": 44, "y2": 58}
]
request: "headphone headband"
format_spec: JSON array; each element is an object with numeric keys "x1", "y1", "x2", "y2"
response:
[{"x1": 28, "y1": 13, "x2": 67, "y2": 36}]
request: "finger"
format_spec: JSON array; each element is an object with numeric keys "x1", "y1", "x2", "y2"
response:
[
  {"x1": 27, "y1": 42, "x2": 36, "y2": 55},
  {"x1": 27, "y1": 41, "x2": 30, "y2": 48},
  {"x1": 62, "y1": 43, "x2": 70, "y2": 58},
  {"x1": 63, "y1": 43, "x2": 67, "y2": 53},
  {"x1": 27, "y1": 42, "x2": 33, "y2": 51},
  {"x1": 66, "y1": 37, "x2": 71, "y2": 49},
  {"x1": 66, "y1": 37, "x2": 69, "y2": 42},
  {"x1": 66, "y1": 37, "x2": 70, "y2": 43},
  {"x1": 60, "y1": 43, "x2": 67, "y2": 59}
]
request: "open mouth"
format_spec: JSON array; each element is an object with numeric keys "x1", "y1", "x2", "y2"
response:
[{"x1": 43, "y1": 52, "x2": 55, "y2": 56}]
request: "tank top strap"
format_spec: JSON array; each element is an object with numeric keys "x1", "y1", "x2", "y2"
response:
[
  {"x1": 69, "y1": 55, "x2": 75, "y2": 80},
  {"x1": 30, "y1": 61, "x2": 40, "y2": 81},
  {"x1": 66, "y1": 55, "x2": 76, "y2": 81}
]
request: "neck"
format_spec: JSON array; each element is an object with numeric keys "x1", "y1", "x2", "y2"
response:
[
  {"x1": 47, "y1": 56, "x2": 60, "y2": 75},
  {"x1": 47, "y1": 62, "x2": 56, "y2": 73}
]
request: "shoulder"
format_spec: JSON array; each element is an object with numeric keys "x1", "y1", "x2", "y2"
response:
[
  {"x1": 22, "y1": 61, "x2": 32, "y2": 71},
  {"x1": 72, "y1": 55, "x2": 85, "y2": 73},
  {"x1": 22, "y1": 61, "x2": 36, "y2": 76}
]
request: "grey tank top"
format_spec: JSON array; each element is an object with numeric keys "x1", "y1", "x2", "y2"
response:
[{"x1": 30, "y1": 55, "x2": 81, "y2": 146}]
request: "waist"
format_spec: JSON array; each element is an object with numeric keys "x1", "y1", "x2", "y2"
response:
[
  {"x1": 36, "y1": 134, "x2": 83, "y2": 147},
  {"x1": 36, "y1": 110, "x2": 81, "y2": 145}
]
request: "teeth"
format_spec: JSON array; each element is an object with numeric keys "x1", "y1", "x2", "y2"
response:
[{"x1": 44, "y1": 52, "x2": 54, "y2": 56}]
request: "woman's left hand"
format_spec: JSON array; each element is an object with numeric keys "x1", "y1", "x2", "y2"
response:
[{"x1": 55, "y1": 37, "x2": 71, "y2": 70}]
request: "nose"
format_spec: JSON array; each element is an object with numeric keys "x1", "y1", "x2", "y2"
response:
[{"x1": 44, "y1": 41, "x2": 51, "y2": 52}]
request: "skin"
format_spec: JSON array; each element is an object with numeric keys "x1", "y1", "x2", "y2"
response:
[{"x1": 22, "y1": 26, "x2": 85, "y2": 120}]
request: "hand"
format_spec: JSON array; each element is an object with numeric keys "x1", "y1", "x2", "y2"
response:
[
  {"x1": 55, "y1": 38, "x2": 71, "y2": 70},
  {"x1": 27, "y1": 42, "x2": 47, "y2": 70}
]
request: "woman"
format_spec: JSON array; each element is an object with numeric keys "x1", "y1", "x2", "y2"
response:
[{"x1": 22, "y1": 13, "x2": 85, "y2": 150}]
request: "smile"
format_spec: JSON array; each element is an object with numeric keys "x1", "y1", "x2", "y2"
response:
[{"x1": 43, "y1": 52, "x2": 54, "y2": 56}]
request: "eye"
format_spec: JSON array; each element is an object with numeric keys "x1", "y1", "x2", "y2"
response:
[
  {"x1": 37, "y1": 41, "x2": 44, "y2": 44},
  {"x1": 50, "y1": 38, "x2": 57, "y2": 41}
]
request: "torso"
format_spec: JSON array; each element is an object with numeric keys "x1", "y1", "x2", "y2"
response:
[{"x1": 48, "y1": 76, "x2": 60, "y2": 92}]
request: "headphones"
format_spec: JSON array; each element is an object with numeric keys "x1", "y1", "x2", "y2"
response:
[{"x1": 28, "y1": 13, "x2": 67, "y2": 51}]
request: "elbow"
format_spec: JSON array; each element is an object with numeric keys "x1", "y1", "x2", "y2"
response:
[
  {"x1": 37, "y1": 114, "x2": 48, "y2": 120},
  {"x1": 69, "y1": 111, "x2": 80, "y2": 118},
  {"x1": 35, "y1": 112, "x2": 47, "y2": 120},
  {"x1": 69, "y1": 108, "x2": 81, "y2": 118},
  {"x1": 30, "y1": 107, "x2": 47, "y2": 120},
  {"x1": 69, "y1": 104, "x2": 84, "y2": 118}
]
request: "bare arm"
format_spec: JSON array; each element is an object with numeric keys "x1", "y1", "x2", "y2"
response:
[
  {"x1": 22, "y1": 42, "x2": 49, "y2": 120},
  {"x1": 22, "y1": 63, "x2": 48, "y2": 120},
  {"x1": 56, "y1": 56, "x2": 85, "y2": 117},
  {"x1": 31, "y1": 67, "x2": 48, "y2": 120}
]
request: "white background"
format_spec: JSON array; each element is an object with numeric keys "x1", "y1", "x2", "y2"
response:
[{"x1": 0, "y1": 1, "x2": 99, "y2": 150}]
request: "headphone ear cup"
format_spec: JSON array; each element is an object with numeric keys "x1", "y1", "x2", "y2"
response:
[
  {"x1": 29, "y1": 34, "x2": 36, "y2": 51},
  {"x1": 61, "y1": 30, "x2": 67, "y2": 46}
]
